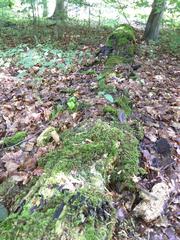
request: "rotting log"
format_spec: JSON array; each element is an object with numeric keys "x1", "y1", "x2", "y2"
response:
[{"x1": 0, "y1": 120, "x2": 141, "y2": 240}]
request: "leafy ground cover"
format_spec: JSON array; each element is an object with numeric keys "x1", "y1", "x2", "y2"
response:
[{"x1": 0, "y1": 23, "x2": 179, "y2": 239}]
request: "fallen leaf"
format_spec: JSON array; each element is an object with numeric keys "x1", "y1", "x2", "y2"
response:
[
  {"x1": 5, "y1": 161, "x2": 19, "y2": 173},
  {"x1": 33, "y1": 167, "x2": 44, "y2": 176}
]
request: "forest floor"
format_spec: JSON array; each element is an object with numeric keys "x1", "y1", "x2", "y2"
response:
[{"x1": 0, "y1": 25, "x2": 179, "y2": 239}]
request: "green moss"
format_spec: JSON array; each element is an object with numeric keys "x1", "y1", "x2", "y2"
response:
[
  {"x1": 106, "y1": 24, "x2": 136, "y2": 63},
  {"x1": 106, "y1": 24, "x2": 135, "y2": 49},
  {"x1": 103, "y1": 105, "x2": 118, "y2": 117},
  {"x1": 115, "y1": 95, "x2": 132, "y2": 117},
  {"x1": 105, "y1": 55, "x2": 123, "y2": 70},
  {"x1": 0, "y1": 131, "x2": 27, "y2": 147},
  {"x1": 0, "y1": 121, "x2": 141, "y2": 239}
]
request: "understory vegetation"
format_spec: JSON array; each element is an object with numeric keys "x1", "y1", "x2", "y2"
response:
[{"x1": 0, "y1": 0, "x2": 179, "y2": 239}]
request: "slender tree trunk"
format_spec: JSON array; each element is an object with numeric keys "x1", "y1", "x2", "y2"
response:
[
  {"x1": 43, "y1": 0, "x2": 48, "y2": 17},
  {"x1": 52, "y1": 0, "x2": 67, "y2": 21},
  {"x1": 144, "y1": 0, "x2": 166, "y2": 42}
]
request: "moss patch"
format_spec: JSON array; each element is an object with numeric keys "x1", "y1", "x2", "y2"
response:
[
  {"x1": 104, "y1": 55, "x2": 123, "y2": 73},
  {"x1": 0, "y1": 120, "x2": 141, "y2": 240},
  {"x1": 0, "y1": 131, "x2": 27, "y2": 147},
  {"x1": 103, "y1": 105, "x2": 118, "y2": 117}
]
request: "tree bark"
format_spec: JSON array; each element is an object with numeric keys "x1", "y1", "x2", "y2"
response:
[
  {"x1": 144, "y1": 0, "x2": 166, "y2": 42},
  {"x1": 52, "y1": 0, "x2": 67, "y2": 21},
  {"x1": 42, "y1": 0, "x2": 48, "y2": 17}
]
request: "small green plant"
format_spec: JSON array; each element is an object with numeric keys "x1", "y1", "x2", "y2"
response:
[
  {"x1": 160, "y1": 28, "x2": 180, "y2": 55},
  {"x1": 97, "y1": 74, "x2": 106, "y2": 92},
  {"x1": 67, "y1": 96, "x2": 78, "y2": 111}
]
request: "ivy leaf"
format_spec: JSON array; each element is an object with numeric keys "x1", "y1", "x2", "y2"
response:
[{"x1": 104, "y1": 94, "x2": 114, "y2": 103}]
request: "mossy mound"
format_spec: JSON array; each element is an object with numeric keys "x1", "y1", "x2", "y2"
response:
[
  {"x1": 106, "y1": 24, "x2": 136, "y2": 60},
  {"x1": 0, "y1": 120, "x2": 141, "y2": 240},
  {"x1": 102, "y1": 24, "x2": 136, "y2": 75}
]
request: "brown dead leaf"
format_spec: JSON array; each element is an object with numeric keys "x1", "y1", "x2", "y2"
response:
[
  {"x1": 145, "y1": 132, "x2": 157, "y2": 142},
  {"x1": 2, "y1": 150, "x2": 23, "y2": 164},
  {"x1": 5, "y1": 161, "x2": 19, "y2": 173},
  {"x1": 24, "y1": 142, "x2": 34, "y2": 152},
  {"x1": 22, "y1": 157, "x2": 37, "y2": 171},
  {"x1": 0, "y1": 171, "x2": 8, "y2": 183},
  {"x1": 11, "y1": 172, "x2": 29, "y2": 184}
]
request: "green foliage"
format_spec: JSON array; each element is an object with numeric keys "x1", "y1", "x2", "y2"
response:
[
  {"x1": 0, "y1": 44, "x2": 93, "y2": 76},
  {"x1": 160, "y1": 28, "x2": 180, "y2": 55},
  {"x1": 0, "y1": 131, "x2": 27, "y2": 147},
  {"x1": 115, "y1": 95, "x2": 132, "y2": 117},
  {"x1": 0, "y1": 0, "x2": 13, "y2": 8},
  {"x1": 96, "y1": 73, "x2": 106, "y2": 90}
]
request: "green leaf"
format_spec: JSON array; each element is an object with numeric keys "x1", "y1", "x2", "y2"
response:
[
  {"x1": 67, "y1": 101, "x2": 76, "y2": 110},
  {"x1": 103, "y1": 94, "x2": 114, "y2": 103}
]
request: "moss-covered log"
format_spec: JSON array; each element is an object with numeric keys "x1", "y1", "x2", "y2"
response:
[{"x1": 0, "y1": 120, "x2": 141, "y2": 240}]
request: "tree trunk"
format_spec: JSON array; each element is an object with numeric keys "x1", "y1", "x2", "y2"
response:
[
  {"x1": 52, "y1": 0, "x2": 66, "y2": 21},
  {"x1": 43, "y1": 0, "x2": 48, "y2": 17},
  {"x1": 144, "y1": 0, "x2": 166, "y2": 42}
]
